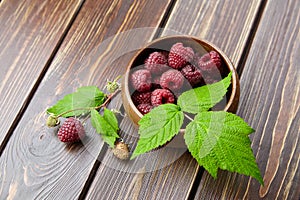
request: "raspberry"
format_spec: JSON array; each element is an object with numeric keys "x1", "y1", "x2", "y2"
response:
[
  {"x1": 209, "y1": 51, "x2": 222, "y2": 68},
  {"x1": 131, "y1": 91, "x2": 151, "y2": 105},
  {"x1": 198, "y1": 51, "x2": 222, "y2": 72},
  {"x1": 57, "y1": 118, "x2": 85, "y2": 143},
  {"x1": 137, "y1": 103, "x2": 153, "y2": 114},
  {"x1": 160, "y1": 69, "x2": 184, "y2": 91},
  {"x1": 181, "y1": 64, "x2": 203, "y2": 86},
  {"x1": 168, "y1": 43, "x2": 194, "y2": 69},
  {"x1": 151, "y1": 89, "x2": 175, "y2": 106},
  {"x1": 145, "y1": 52, "x2": 169, "y2": 74},
  {"x1": 130, "y1": 69, "x2": 152, "y2": 92}
]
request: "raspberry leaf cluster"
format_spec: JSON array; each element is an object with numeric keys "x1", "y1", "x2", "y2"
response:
[
  {"x1": 132, "y1": 72, "x2": 264, "y2": 185},
  {"x1": 46, "y1": 84, "x2": 120, "y2": 147},
  {"x1": 185, "y1": 111, "x2": 262, "y2": 184}
]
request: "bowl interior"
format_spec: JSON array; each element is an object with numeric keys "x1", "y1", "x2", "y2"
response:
[{"x1": 122, "y1": 35, "x2": 240, "y2": 125}]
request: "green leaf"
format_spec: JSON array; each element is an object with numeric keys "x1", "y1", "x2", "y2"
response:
[
  {"x1": 178, "y1": 72, "x2": 232, "y2": 114},
  {"x1": 91, "y1": 109, "x2": 119, "y2": 147},
  {"x1": 184, "y1": 111, "x2": 263, "y2": 185},
  {"x1": 47, "y1": 86, "x2": 105, "y2": 117},
  {"x1": 131, "y1": 104, "x2": 184, "y2": 159}
]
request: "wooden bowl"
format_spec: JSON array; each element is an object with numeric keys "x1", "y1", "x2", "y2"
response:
[{"x1": 122, "y1": 35, "x2": 240, "y2": 125}]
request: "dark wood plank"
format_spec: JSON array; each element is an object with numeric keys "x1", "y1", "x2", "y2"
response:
[
  {"x1": 86, "y1": 116, "x2": 198, "y2": 200},
  {"x1": 85, "y1": 0, "x2": 264, "y2": 199},
  {"x1": 162, "y1": 0, "x2": 263, "y2": 66},
  {"x1": 0, "y1": 0, "x2": 84, "y2": 147},
  {"x1": 195, "y1": 0, "x2": 300, "y2": 199},
  {"x1": 0, "y1": 0, "x2": 173, "y2": 199}
]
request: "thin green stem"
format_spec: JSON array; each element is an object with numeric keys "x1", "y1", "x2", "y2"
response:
[{"x1": 184, "y1": 113, "x2": 194, "y2": 122}]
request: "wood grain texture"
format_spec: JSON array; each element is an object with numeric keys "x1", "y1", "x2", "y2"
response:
[
  {"x1": 0, "y1": 0, "x2": 172, "y2": 199},
  {"x1": 85, "y1": 0, "x2": 264, "y2": 199},
  {"x1": 86, "y1": 116, "x2": 198, "y2": 200},
  {"x1": 0, "y1": 0, "x2": 84, "y2": 147},
  {"x1": 195, "y1": 0, "x2": 300, "y2": 199},
  {"x1": 162, "y1": 0, "x2": 263, "y2": 66}
]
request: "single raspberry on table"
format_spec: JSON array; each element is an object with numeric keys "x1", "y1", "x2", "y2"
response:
[
  {"x1": 151, "y1": 89, "x2": 175, "y2": 107},
  {"x1": 198, "y1": 50, "x2": 222, "y2": 72},
  {"x1": 181, "y1": 64, "x2": 203, "y2": 87},
  {"x1": 145, "y1": 52, "x2": 169, "y2": 74},
  {"x1": 130, "y1": 69, "x2": 152, "y2": 92},
  {"x1": 57, "y1": 118, "x2": 85, "y2": 143},
  {"x1": 131, "y1": 91, "x2": 151, "y2": 105},
  {"x1": 168, "y1": 43, "x2": 194, "y2": 69},
  {"x1": 137, "y1": 103, "x2": 153, "y2": 114},
  {"x1": 160, "y1": 69, "x2": 184, "y2": 91}
]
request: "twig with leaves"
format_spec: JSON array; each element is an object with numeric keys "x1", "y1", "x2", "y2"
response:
[{"x1": 46, "y1": 73, "x2": 263, "y2": 185}]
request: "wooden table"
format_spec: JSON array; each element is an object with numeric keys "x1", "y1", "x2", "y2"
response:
[{"x1": 0, "y1": 0, "x2": 299, "y2": 199}]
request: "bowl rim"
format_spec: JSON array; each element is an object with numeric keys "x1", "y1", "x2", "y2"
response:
[{"x1": 123, "y1": 35, "x2": 239, "y2": 124}]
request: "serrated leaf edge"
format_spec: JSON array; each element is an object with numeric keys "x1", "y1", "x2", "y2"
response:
[
  {"x1": 184, "y1": 111, "x2": 263, "y2": 185},
  {"x1": 131, "y1": 104, "x2": 184, "y2": 159}
]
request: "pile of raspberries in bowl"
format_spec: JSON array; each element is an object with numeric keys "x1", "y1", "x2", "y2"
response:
[{"x1": 122, "y1": 35, "x2": 239, "y2": 125}]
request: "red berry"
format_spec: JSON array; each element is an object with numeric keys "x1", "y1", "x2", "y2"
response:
[
  {"x1": 137, "y1": 103, "x2": 153, "y2": 114},
  {"x1": 151, "y1": 89, "x2": 175, "y2": 107},
  {"x1": 198, "y1": 51, "x2": 222, "y2": 73},
  {"x1": 131, "y1": 91, "x2": 151, "y2": 105},
  {"x1": 209, "y1": 51, "x2": 222, "y2": 68},
  {"x1": 145, "y1": 52, "x2": 169, "y2": 74},
  {"x1": 57, "y1": 118, "x2": 85, "y2": 143},
  {"x1": 168, "y1": 43, "x2": 194, "y2": 69},
  {"x1": 130, "y1": 69, "x2": 152, "y2": 92},
  {"x1": 181, "y1": 64, "x2": 203, "y2": 87},
  {"x1": 160, "y1": 69, "x2": 184, "y2": 91}
]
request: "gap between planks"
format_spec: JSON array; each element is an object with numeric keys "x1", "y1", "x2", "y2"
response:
[
  {"x1": 152, "y1": 0, "x2": 178, "y2": 39},
  {"x1": 186, "y1": 0, "x2": 269, "y2": 199},
  {"x1": 77, "y1": 0, "x2": 179, "y2": 199},
  {"x1": 0, "y1": 0, "x2": 86, "y2": 156},
  {"x1": 22, "y1": 0, "x2": 269, "y2": 199},
  {"x1": 78, "y1": 0, "x2": 269, "y2": 199},
  {"x1": 236, "y1": 0, "x2": 268, "y2": 75}
]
